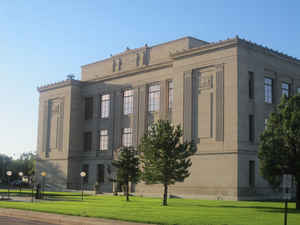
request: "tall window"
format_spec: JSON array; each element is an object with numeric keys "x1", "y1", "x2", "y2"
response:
[
  {"x1": 123, "y1": 89, "x2": 133, "y2": 115},
  {"x1": 249, "y1": 115, "x2": 255, "y2": 142},
  {"x1": 101, "y1": 94, "x2": 110, "y2": 118},
  {"x1": 122, "y1": 128, "x2": 133, "y2": 147},
  {"x1": 249, "y1": 160, "x2": 255, "y2": 188},
  {"x1": 82, "y1": 164, "x2": 89, "y2": 183},
  {"x1": 168, "y1": 80, "x2": 174, "y2": 111},
  {"x1": 248, "y1": 72, "x2": 254, "y2": 99},
  {"x1": 148, "y1": 83, "x2": 160, "y2": 112},
  {"x1": 264, "y1": 118, "x2": 268, "y2": 130},
  {"x1": 99, "y1": 130, "x2": 108, "y2": 151},
  {"x1": 281, "y1": 82, "x2": 290, "y2": 97},
  {"x1": 97, "y1": 164, "x2": 105, "y2": 183},
  {"x1": 264, "y1": 77, "x2": 273, "y2": 103},
  {"x1": 297, "y1": 87, "x2": 300, "y2": 94},
  {"x1": 84, "y1": 97, "x2": 93, "y2": 120},
  {"x1": 83, "y1": 132, "x2": 92, "y2": 152}
]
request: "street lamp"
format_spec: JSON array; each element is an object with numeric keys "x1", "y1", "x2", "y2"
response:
[
  {"x1": 80, "y1": 171, "x2": 86, "y2": 200},
  {"x1": 40, "y1": 171, "x2": 47, "y2": 199},
  {"x1": 18, "y1": 172, "x2": 23, "y2": 193},
  {"x1": 6, "y1": 171, "x2": 12, "y2": 199}
]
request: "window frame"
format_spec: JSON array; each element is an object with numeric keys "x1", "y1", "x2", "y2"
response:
[
  {"x1": 249, "y1": 160, "x2": 256, "y2": 188},
  {"x1": 123, "y1": 89, "x2": 134, "y2": 115},
  {"x1": 148, "y1": 83, "x2": 160, "y2": 112},
  {"x1": 168, "y1": 80, "x2": 174, "y2": 111},
  {"x1": 83, "y1": 131, "x2": 92, "y2": 152},
  {"x1": 281, "y1": 82, "x2": 290, "y2": 97},
  {"x1": 264, "y1": 77, "x2": 273, "y2": 104},
  {"x1": 99, "y1": 129, "x2": 109, "y2": 151},
  {"x1": 84, "y1": 97, "x2": 93, "y2": 120},
  {"x1": 122, "y1": 128, "x2": 133, "y2": 147},
  {"x1": 100, "y1": 94, "x2": 110, "y2": 118},
  {"x1": 248, "y1": 71, "x2": 254, "y2": 99},
  {"x1": 249, "y1": 114, "x2": 255, "y2": 142},
  {"x1": 97, "y1": 164, "x2": 105, "y2": 183}
]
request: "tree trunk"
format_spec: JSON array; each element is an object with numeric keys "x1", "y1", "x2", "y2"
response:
[
  {"x1": 296, "y1": 182, "x2": 300, "y2": 210},
  {"x1": 163, "y1": 183, "x2": 168, "y2": 206},
  {"x1": 126, "y1": 181, "x2": 129, "y2": 201}
]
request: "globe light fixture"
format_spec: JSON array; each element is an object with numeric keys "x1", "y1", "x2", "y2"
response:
[
  {"x1": 6, "y1": 171, "x2": 12, "y2": 198},
  {"x1": 40, "y1": 171, "x2": 47, "y2": 199},
  {"x1": 6, "y1": 171, "x2": 12, "y2": 176},
  {"x1": 18, "y1": 171, "x2": 24, "y2": 192},
  {"x1": 80, "y1": 171, "x2": 87, "y2": 200}
]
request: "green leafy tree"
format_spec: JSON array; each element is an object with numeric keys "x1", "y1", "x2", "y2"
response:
[
  {"x1": 0, "y1": 152, "x2": 35, "y2": 184},
  {"x1": 112, "y1": 146, "x2": 141, "y2": 201},
  {"x1": 259, "y1": 95, "x2": 300, "y2": 209},
  {"x1": 139, "y1": 120, "x2": 196, "y2": 206}
]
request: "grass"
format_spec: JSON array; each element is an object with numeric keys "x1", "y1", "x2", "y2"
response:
[{"x1": 0, "y1": 189, "x2": 299, "y2": 225}]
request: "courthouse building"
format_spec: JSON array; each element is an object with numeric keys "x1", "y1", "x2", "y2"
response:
[{"x1": 36, "y1": 36, "x2": 300, "y2": 200}]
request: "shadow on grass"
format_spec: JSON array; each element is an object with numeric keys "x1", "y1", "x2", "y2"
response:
[{"x1": 195, "y1": 204, "x2": 300, "y2": 214}]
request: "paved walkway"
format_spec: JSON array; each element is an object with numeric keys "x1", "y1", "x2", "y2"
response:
[
  {"x1": 0, "y1": 215, "x2": 56, "y2": 225},
  {"x1": 1, "y1": 208, "x2": 154, "y2": 225}
]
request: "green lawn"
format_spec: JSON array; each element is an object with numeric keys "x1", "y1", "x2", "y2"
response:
[{"x1": 0, "y1": 190, "x2": 299, "y2": 225}]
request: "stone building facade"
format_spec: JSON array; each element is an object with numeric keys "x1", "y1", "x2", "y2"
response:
[{"x1": 36, "y1": 36, "x2": 300, "y2": 200}]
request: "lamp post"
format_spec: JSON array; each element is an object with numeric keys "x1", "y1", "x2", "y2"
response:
[
  {"x1": 40, "y1": 171, "x2": 47, "y2": 199},
  {"x1": 6, "y1": 171, "x2": 12, "y2": 199},
  {"x1": 30, "y1": 177, "x2": 34, "y2": 202},
  {"x1": 18, "y1": 172, "x2": 23, "y2": 193},
  {"x1": 282, "y1": 174, "x2": 292, "y2": 225},
  {"x1": 80, "y1": 171, "x2": 86, "y2": 200}
]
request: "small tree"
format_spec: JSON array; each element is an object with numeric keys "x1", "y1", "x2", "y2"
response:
[
  {"x1": 259, "y1": 95, "x2": 300, "y2": 209},
  {"x1": 112, "y1": 146, "x2": 141, "y2": 201},
  {"x1": 139, "y1": 120, "x2": 196, "y2": 206}
]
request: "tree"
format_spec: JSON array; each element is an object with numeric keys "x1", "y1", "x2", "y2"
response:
[
  {"x1": 139, "y1": 120, "x2": 196, "y2": 206},
  {"x1": 112, "y1": 146, "x2": 141, "y2": 201},
  {"x1": 259, "y1": 95, "x2": 300, "y2": 209},
  {"x1": 0, "y1": 152, "x2": 35, "y2": 184}
]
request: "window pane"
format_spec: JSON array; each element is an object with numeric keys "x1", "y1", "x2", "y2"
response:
[
  {"x1": 264, "y1": 118, "x2": 268, "y2": 130},
  {"x1": 97, "y1": 164, "x2": 105, "y2": 183},
  {"x1": 148, "y1": 83, "x2": 160, "y2": 112},
  {"x1": 85, "y1": 97, "x2": 93, "y2": 120},
  {"x1": 249, "y1": 115, "x2": 254, "y2": 142},
  {"x1": 84, "y1": 132, "x2": 92, "y2": 152},
  {"x1": 248, "y1": 72, "x2": 254, "y2": 99},
  {"x1": 168, "y1": 80, "x2": 174, "y2": 111},
  {"x1": 122, "y1": 128, "x2": 132, "y2": 147},
  {"x1": 264, "y1": 78, "x2": 273, "y2": 103},
  {"x1": 101, "y1": 94, "x2": 110, "y2": 118},
  {"x1": 123, "y1": 90, "x2": 133, "y2": 115},
  {"x1": 249, "y1": 160, "x2": 255, "y2": 188},
  {"x1": 281, "y1": 82, "x2": 290, "y2": 97},
  {"x1": 99, "y1": 130, "x2": 108, "y2": 150}
]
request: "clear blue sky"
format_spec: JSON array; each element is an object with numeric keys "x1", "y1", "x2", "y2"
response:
[{"x1": 0, "y1": 1, "x2": 299, "y2": 158}]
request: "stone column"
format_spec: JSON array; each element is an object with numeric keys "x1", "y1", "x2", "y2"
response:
[
  {"x1": 183, "y1": 70, "x2": 193, "y2": 141},
  {"x1": 160, "y1": 80, "x2": 167, "y2": 120},
  {"x1": 132, "y1": 88, "x2": 139, "y2": 147},
  {"x1": 113, "y1": 90, "x2": 122, "y2": 150},
  {"x1": 215, "y1": 64, "x2": 224, "y2": 142},
  {"x1": 138, "y1": 85, "x2": 147, "y2": 144}
]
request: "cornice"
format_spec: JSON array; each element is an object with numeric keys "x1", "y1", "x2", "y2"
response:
[
  {"x1": 170, "y1": 37, "x2": 238, "y2": 59},
  {"x1": 82, "y1": 60, "x2": 173, "y2": 85},
  {"x1": 237, "y1": 38, "x2": 300, "y2": 66},
  {"x1": 37, "y1": 79, "x2": 82, "y2": 93},
  {"x1": 171, "y1": 36, "x2": 300, "y2": 66}
]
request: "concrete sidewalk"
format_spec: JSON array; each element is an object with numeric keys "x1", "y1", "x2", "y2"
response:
[{"x1": 1, "y1": 208, "x2": 154, "y2": 225}]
